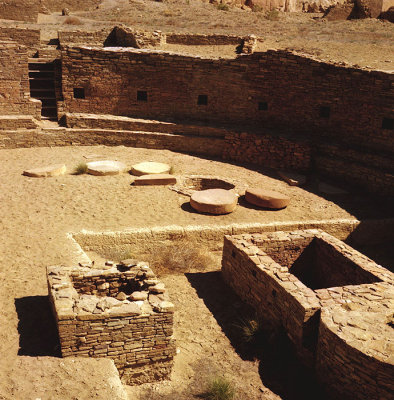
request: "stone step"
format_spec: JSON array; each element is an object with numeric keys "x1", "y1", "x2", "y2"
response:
[{"x1": 64, "y1": 113, "x2": 229, "y2": 138}]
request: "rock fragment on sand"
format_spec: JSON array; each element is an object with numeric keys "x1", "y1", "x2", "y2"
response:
[
  {"x1": 131, "y1": 161, "x2": 171, "y2": 176},
  {"x1": 23, "y1": 164, "x2": 67, "y2": 178},
  {"x1": 133, "y1": 173, "x2": 176, "y2": 186},
  {"x1": 190, "y1": 188, "x2": 238, "y2": 214},
  {"x1": 245, "y1": 188, "x2": 290, "y2": 209},
  {"x1": 86, "y1": 160, "x2": 127, "y2": 176}
]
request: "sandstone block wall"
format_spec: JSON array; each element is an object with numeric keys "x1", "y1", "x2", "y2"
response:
[
  {"x1": 59, "y1": 46, "x2": 394, "y2": 194},
  {"x1": 0, "y1": 42, "x2": 41, "y2": 119},
  {"x1": 221, "y1": 229, "x2": 394, "y2": 399},
  {"x1": 0, "y1": 27, "x2": 40, "y2": 55},
  {"x1": 0, "y1": 0, "x2": 39, "y2": 22},
  {"x1": 48, "y1": 261, "x2": 176, "y2": 385}
]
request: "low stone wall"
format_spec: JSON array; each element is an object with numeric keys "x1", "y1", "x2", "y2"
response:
[
  {"x1": 0, "y1": 0, "x2": 39, "y2": 22},
  {"x1": 58, "y1": 29, "x2": 113, "y2": 47},
  {"x1": 48, "y1": 260, "x2": 176, "y2": 385},
  {"x1": 0, "y1": 26, "x2": 40, "y2": 55},
  {"x1": 165, "y1": 33, "x2": 242, "y2": 45},
  {"x1": 0, "y1": 115, "x2": 38, "y2": 130},
  {"x1": 221, "y1": 229, "x2": 394, "y2": 399}
]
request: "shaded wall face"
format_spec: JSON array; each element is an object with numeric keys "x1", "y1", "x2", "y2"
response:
[
  {"x1": 0, "y1": 43, "x2": 39, "y2": 118},
  {"x1": 61, "y1": 48, "x2": 393, "y2": 151}
]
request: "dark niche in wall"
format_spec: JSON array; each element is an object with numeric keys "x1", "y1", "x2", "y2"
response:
[
  {"x1": 137, "y1": 90, "x2": 148, "y2": 102},
  {"x1": 197, "y1": 95, "x2": 208, "y2": 106},
  {"x1": 258, "y1": 101, "x2": 268, "y2": 111},
  {"x1": 382, "y1": 117, "x2": 393, "y2": 130},
  {"x1": 319, "y1": 106, "x2": 330, "y2": 119},
  {"x1": 73, "y1": 88, "x2": 85, "y2": 99}
]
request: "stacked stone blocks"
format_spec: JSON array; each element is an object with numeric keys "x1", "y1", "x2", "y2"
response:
[
  {"x1": 48, "y1": 260, "x2": 176, "y2": 385},
  {"x1": 221, "y1": 229, "x2": 394, "y2": 399}
]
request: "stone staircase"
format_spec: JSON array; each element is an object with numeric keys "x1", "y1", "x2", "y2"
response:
[{"x1": 28, "y1": 58, "x2": 58, "y2": 120}]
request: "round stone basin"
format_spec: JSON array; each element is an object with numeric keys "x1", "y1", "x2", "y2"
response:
[{"x1": 170, "y1": 175, "x2": 247, "y2": 197}]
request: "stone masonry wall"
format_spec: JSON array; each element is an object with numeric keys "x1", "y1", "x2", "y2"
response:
[
  {"x1": 221, "y1": 229, "x2": 394, "y2": 399},
  {"x1": 48, "y1": 261, "x2": 176, "y2": 385},
  {"x1": 0, "y1": 27, "x2": 41, "y2": 55},
  {"x1": 0, "y1": 42, "x2": 41, "y2": 119},
  {"x1": 0, "y1": 0, "x2": 39, "y2": 22},
  {"x1": 59, "y1": 46, "x2": 394, "y2": 194}
]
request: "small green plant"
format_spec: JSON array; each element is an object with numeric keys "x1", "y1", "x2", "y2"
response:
[
  {"x1": 74, "y1": 162, "x2": 88, "y2": 175},
  {"x1": 237, "y1": 317, "x2": 265, "y2": 344},
  {"x1": 265, "y1": 9, "x2": 280, "y2": 21},
  {"x1": 252, "y1": 4, "x2": 263, "y2": 12},
  {"x1": 202, "y1": 376, "x2": 235, "y2": 400},
  {"x1": 216, "y1": 3, "x2": 230, "y2": 11}
]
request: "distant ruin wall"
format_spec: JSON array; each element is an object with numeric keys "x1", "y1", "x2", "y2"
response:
[
  {"x1": 58, "y1": 29, "x2": 113, "y2": 47},
  {"x1": 0, "y1": 0, "x2": 39, "y2": 22},
  {"x1": 0, "y1": 42, "x2": 41, "y2": 119},
  {"x1": 165, "y1": 33, "x2": 242, "y2": 45},
  {"x1": 0, "y1": 27, "x2": 40, "y2": 55}
]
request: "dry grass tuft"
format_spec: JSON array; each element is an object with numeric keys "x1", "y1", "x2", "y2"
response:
[
  {"x1": 201, "y1": 376, "x2": 236, "y2": 400},
  {"x1": 74, "y1": 162, "x2": 88, "y2": 175},
  {"x1": 149, "y1": 239, "x2": 214, "y2": 276},
  {"x1": 63, "y1": 16, "x2": 83, "y2": 25}
]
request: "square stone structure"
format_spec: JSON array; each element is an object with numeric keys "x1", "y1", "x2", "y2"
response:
[
  {"x1": 222, "y1": 229, "x2": 394, "y2": 400},
  {"x1": 48, "y1": 260, "x2": 176, "y2": 385}
]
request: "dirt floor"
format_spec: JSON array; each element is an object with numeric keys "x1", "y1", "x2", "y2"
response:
[{"x1": 0, "y1": 145, "x2": 392, "y2": 399}]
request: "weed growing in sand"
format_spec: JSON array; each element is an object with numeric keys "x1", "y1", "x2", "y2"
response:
[
  {"x1": 63, "y1": 16, "x2": 83, "y2": 24},
  {"x1": 216, "y1": 3, "x2": 230, "y2": 11},
  {"x1": 74, "y1": 162, "x2": 88, "y2": 175},
  {"x1": 251, "y1": 4, "x2": 263, "y2": 12},
  {"x1": 149, "y1": 239, "x2": 213, "y2": 276},
  {"x1": 265, "y1": 9, "x2": 280, "y2": 21},
  {"x1": 202, "y1": 376, "x2": 236, "y2": 400},
  {"x1": 236, "y1": 316, "x2": 265, "y2": 345}
]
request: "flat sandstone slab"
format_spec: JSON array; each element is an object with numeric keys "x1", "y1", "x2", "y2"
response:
[
  {"x1": 134, "y1": 173, "x2": 177, "y2": 186},
  {"x1": 131, "y1": 161, "x2": 171, "y2": 176},
  {"x1": 87, "y1": 160, "x2": 128, "y2": 176},
  {"x1": 190, "y1": 188, "x2": 238, "y2": 214},
  {"x1": 245, "y1": 188, "x2": 290, "y2": 209},
  {"x1": 23, "y1": 164, "x2": 66, "y2": 177}
]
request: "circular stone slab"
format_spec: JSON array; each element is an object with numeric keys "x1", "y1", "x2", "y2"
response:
[
  {"x1": 190, "y1": 189, "x2": 238, "y2": 214},
  {"x1": 86, "y1": 160, "x2": 127, "y2": 176},
  {"x1": 23, "y1": 164, "x2": 67, "y2": 178},
  {"x1": 131, "y1": 161, "x2": 171, "y2": 176},
  {"x1": 133, "y1": 174, "x2": 177, "y2": 186},
  {"x1": 245, "y1": 188, "x2": 290, "y2": 209}
]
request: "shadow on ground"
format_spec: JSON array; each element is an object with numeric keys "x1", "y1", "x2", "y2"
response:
[
  {"x1": 186, "y1": 271, "x2": 328, "y2": 400},
  {"x1": 15, "y1": 295, "x2": 61, "y2": 357}
]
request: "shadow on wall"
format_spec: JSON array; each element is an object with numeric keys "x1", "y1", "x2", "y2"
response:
[
  {"x1": 186, "y1": 271, "x2": 328, "y2": 400},
  {"x1": 15, "y1": 296, "x2": 61, "y2": 357}
]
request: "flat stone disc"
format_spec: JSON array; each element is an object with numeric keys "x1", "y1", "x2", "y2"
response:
[
  {"x1": 86, "y1": 160, "x2": 127, "y2": 176},
  {"x1": 23, "y1": 164, "x2": 67, "y2": 178},
  {"x1": 131, "y1": 162, "x2": 171, "y2": 176},
  {"x1": 245, "y1": 188, "x2": 290, "y2": 209},
  {"x1": 190, "y1": 189, "x2": 238, "y2": 214}
]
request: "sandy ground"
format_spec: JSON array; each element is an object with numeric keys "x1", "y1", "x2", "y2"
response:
[{"x1": 0, "y1": 145, "x2": 389, "y2": 399}]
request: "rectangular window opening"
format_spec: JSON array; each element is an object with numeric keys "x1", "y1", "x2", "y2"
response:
[
  {"x1": 382, "y1": 117, "x2": 393, "y2": 130},
  {"x1": 258, "y1": 101, "x2": 268, "y2": 111},
  {"x1": 73, "y1": 88, "x2": 85, "y2": 99},
  {"x1": 137, "y1": 90, "x2": 148, "y2": 102},
  {"x1": 197, "y1": 95, "x2": 208, "y2": 106},
  {"x1": 319, "y1": 106, "x2": 330, "y2": 118}
]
